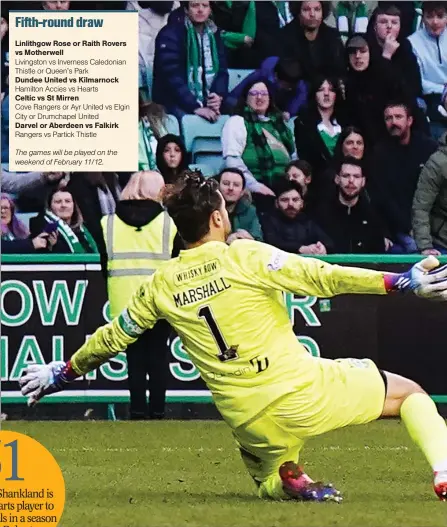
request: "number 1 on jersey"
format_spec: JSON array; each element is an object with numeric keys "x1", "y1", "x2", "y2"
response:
[{"x1": 198, "y1": 305, "x2": 239, "y2": 362}]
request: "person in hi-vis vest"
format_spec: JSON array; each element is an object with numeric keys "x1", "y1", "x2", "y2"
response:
[{"x1": 101, "y1": 171, "x2": 178, "y2": 419}]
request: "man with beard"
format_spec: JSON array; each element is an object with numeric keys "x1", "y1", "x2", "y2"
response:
[
  {"x1": 315, "y1": 157, "x2": 388, "y2": 254},
  {"x1": 368, "y1": 101, "x2": 437, "y2": 253},
  {"x1": 21, "y1": 170, "x2": 447, "y2": 503},
  {"x1": 262, "y1": 179, "x2": 332, "y2": 254}
]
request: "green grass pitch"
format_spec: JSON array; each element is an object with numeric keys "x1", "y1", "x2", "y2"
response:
[{"x1": 3, "y1": 419, "x2": 446, "y2": 526}]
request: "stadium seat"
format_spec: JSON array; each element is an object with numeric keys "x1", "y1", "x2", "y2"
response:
[
  {"x1": 165, "y1": 114, "x2": 181, "y2": 136},
  {"x1": 16, "y1": 212, "x2": 38, "y2": 230},
  {"x1": 181, "y1": 115, "x2": 229, "y2": 166},
  {"x1": 228, "y1": 69, "x2": 254, "y2": 92}
]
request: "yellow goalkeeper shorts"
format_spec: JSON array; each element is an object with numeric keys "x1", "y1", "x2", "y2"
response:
[{"x1": 233, "y1": 357, "x2": 386, "y2": 484}]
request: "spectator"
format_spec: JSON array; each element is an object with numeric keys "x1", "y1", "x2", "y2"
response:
[
  {"x1": 366, "y1": 4, "x2": 423, "y2": 104},
  {"x1": 378, "y1": 1, "x2": 423, "y2": 39},
  {"x1": 262, "y1": 179, "x2": 332, "y2": 254},
  {"x1": 344, "y1": 34, "x2": 415, "y2": 145},
  {"x1": 225, "y1": 57, "x2": 308, "y2": 120},
  {"x1": 212, "y1": 1, "x2": 293, "y2": 69},
  {"x1": 156, "y1": 134, "x2": 189, "y2": 184},
  {"x1": 1, "y1": 6, "x2": 8, "y2": 100},
  {"x1": 42, "y1": 1, "x2": 70, "y2": 9},
  {"x1": 408, "y1": 1, "x2": 447, "y2": 140},
  {"x1": 1, "y1": 93, "x2": 8, "y2": 162},
  {"x1": 1, "y1": 194, "x2": 57, "y2": 253},
  {"x1": 285, "y1": 160, "x2": 313, "y2": 197},
  {"x1": 216, "y1": 168, "x2": 263, "y2": 243},
  {"x1": 285, "y1": 159, "x2": 316, "y2": 212},
  {"x1": 294, "y1": 76, "x2": 346, "y2": 183},
  {"x1": 125, "y1": 1, "x2": 179, "y2": 96},
  {"x1": 30, "y1": 188, "x2": 98, "y2": 254},
  {"x1": 210, "y1": 0, "x2": 256, "y2": 66},
  {"x1": 333, "y1": 125, "x2": 366, "y2": 162},
  {"x1": 67, "y1": 173, "x2": 122, "y2": 252},
  {"x1": 1, "y1": 169, "x2": 66, "y2": 195},
  {"x1": 138, "y1": 95, "x2": 167, "y2": 171},
  {"x1": 280, "y1": 1, "x2": 345, "y2": 81},
  {"x1": 101, "y1": 171, "x2": 177, "y2": 420},
  {"x1": 319, "y1": 125, "x2": 368, "y2": 199},
  {"x1": 412, "y1": 131, "x2": 447, "y2": 255},
  {"x1": 152, "y1": 1, "x2": 228, "y2": 122},
  {"x1": 1, "y1": 6, "x2": 8, "y2": 160},
  {"x1": 315, "y1": 157, "x2": 389, "y2": 254},
  {"x1": 369, "y1": 101, "x2": 438, "y2": 253},
  {"x1": 334, "y1": 1, "x2": 369, "y2": 43},
  {"x1": 222, "y1": 79, "x2": 295, "y2": 196}
]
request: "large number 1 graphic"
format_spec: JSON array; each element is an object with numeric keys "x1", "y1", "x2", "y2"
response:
[{"x1": 198, "y1": 305, "x2": 239, "y2": 362}]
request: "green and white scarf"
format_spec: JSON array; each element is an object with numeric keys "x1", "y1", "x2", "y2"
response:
[
  {"x1": 186, "y1": 17, "x2": 219, "y2": 105},
  {"x1": 138, "y1": 118, "x2": 157, "y2": 171},
  {"x1": 2, "y1": 231, "x2": 15, "y2": 241},
  {"x1": 335, "y1": 1, "x2": 368, "y2": 43},
  {"x1": 273, "y1": 1, "x2": 293, "y2": 28},
  {"x1": 45, "y1": 210, "x2": 98, "y2": 254},
  {"x1": 243, "y1": 106, "x2": 294, "y2": 186}
]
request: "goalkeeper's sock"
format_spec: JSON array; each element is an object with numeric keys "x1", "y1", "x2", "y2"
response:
[
  {"x1": 258, "y1": 474, "x2": 290, "y2": 500},
  {"x1": 400, "y1": 393, "x2": 447, "y2": 468}
]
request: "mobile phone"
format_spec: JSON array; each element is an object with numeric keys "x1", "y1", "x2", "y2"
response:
[{"x1": 43, "y1": 221, "x2": 59, "y2": 234}]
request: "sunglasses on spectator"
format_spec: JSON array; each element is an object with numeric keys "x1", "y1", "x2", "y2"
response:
[{"x1": 248, "y1": 90, "x2": 269, "y2": 97}]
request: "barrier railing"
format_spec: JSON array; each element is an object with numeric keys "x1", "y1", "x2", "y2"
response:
[{"x1": 2, "y1": 253, "x2": 446, "y2": 405}]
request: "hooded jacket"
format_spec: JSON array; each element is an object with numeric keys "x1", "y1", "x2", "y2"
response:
[
  {"x1": 100, "y1": 200, "x2": 182, "y2": 279},
  {"x1": 155, "y1": 134, "x2": 189, "y2": 183}
]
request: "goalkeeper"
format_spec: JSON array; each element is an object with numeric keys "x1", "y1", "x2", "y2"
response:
[{"x1": 20, "y1": 171, "x2": 447, "y2": 503}]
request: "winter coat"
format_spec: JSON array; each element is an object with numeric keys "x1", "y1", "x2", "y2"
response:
[
  {"x1": 262, "y1": 209, "x2": 333, "y2": 253},
  {"x1": 152, "y1": 18, "x2": 229, "y2": 115},
  {"x1": 315, "y1": 192, "x2": 387, "y2": 254},
  {"x1": 412, "y1": 132, "x2": 447, "y2": 250},
  {"x1": 368, "y1": 132, "x2": 438, "y2": 236},
  {"x1": 230, "y1": 198, "x2": 263, "y2": 241}
]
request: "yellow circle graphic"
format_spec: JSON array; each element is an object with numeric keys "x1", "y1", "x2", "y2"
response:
[{"x1": 0, "y1": 431, "x2": 65, "y2": 527}]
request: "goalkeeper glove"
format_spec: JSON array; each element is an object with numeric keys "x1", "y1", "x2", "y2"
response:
[
  {"x1": 19, "y1": 360, "x2": 78, "y2": 407},
  {"x1": 384, "y1": 255, "x2": 447, "y2": 300}
]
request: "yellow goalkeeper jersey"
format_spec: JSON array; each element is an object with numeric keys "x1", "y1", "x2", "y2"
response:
[{"x1": 71, "y1": 240, "x2": 387, "y2": 428}]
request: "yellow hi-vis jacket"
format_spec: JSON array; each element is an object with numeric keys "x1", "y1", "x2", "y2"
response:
[{"x1": 101, "y1": 211, "x2": 177, "y2": 319}]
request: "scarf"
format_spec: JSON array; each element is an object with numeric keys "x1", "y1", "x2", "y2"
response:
[
  {"x1": 186, "y1": 17, "x2": 219, "y2": 105},
  {"x1": 335, "y1": 2, "x2": 368, "y2": 43},
  {"x1": 413, "y1": 2, "x2": 423, "y2": 33},
  {"x1": 45, "y1": 210, "x2": 98, "y2": 254},
  {"x1": 273, "y1": 1, "x2": 293, "y2": 28},
  {"x1": 243, "y1": 106, "x2": 294, "y2": 186},
  {"x1": 138, "y1": 118, "x2": 157, "y2": 171},
  {"x1": 1, "y1": 231, "x2": 15, "y2": 241}
]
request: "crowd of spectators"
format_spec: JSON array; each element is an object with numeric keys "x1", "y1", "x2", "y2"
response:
[{"x1": 2, "y1": 0, "x2": 447, "y2": 256}]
